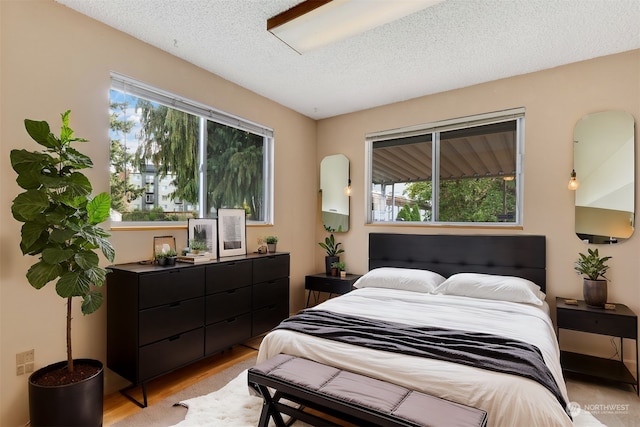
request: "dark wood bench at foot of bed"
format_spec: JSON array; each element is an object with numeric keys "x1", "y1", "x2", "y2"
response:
[{"x1": 247, "y1": 354, "x2": 488, "y2": 427}]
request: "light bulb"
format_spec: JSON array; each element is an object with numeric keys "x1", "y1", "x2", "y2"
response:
[{"x1": 568, "y1": 169, "x2": 579, "y2": 190}]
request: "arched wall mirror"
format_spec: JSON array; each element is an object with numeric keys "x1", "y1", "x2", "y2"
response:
[
  {"x1": 573, "y1": 111, "x2": 635, "y2": 244},
  {"x1": 321, "y1": 154, "x2": 350, "y2": 232}
]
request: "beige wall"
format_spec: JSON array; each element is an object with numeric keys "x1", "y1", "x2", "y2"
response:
[
  {"x1": 316, "y1": 49, "x2": 640, "y2": 384},
  {"x1": 0, "y1": 1, "x2": 316, "y2": 425},
  {"x1": 1, "y1": 0, "x2": 639, "y2": 425}
]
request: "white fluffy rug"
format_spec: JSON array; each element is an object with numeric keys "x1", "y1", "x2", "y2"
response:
[
  {"x1": 171, "y1": 370, "x2": 310, "y2": 427},
  {"x1": 171, "y1": 369, "x2": 605, "y2": 427}
]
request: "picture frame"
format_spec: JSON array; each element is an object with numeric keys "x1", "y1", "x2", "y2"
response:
[
  {"x1": 187, "y1": 218, "x2": 218, "y2": 257},
  {"x1": 217, "y1": 208, "x2": 247, "y2": 257},
  {"x1": 153, "y1": 236, "x2": 176, "y2": 259}
]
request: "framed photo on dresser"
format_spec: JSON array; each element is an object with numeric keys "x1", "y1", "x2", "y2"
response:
[
  {"x1": 187, "y1": 218, "x2": 217, "y2": 257},
  {"x1": 217, "y1": 208, "x2": 246, "y2": 257}
]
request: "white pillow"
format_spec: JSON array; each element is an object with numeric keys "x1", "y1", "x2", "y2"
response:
[
  {"x1": 353, "y1": 267, "x2": 446, "y2": 293},
  {"x1": 433, "y1": 273, "x2": 545, "y2": 306}
]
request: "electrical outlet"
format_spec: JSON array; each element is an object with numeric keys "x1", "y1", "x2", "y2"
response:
[
  {"x1": 25, "y1": 349, "x2": 34, "y2": 363},
  {"x1": 16, "y1": 365, "x2": 25, "y2": 376},
  {"x1": 25, "y1": 363, "x2": 34, "y2": 374},
  {"x1": 16, "y1": 352, "x2": 25, "y2": 365}
]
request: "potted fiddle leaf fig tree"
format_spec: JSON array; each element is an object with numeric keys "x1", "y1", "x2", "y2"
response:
[
  {"x1": 10, "y1": 110, "x2": 115, "y2": 427},
  {"x1": 574, "y1": 248, "x2": 612, "y2": 307}
]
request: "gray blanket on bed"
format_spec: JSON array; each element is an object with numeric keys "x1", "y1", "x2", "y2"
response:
[{"x1": 275, "y1": 309, "x2": 571, "y2": 419}]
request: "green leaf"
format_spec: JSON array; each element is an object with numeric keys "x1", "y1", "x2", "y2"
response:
[
  {"x1": 26, "y1": 261, "x2": 63, "y2": 289},
  {"x1": 87, "y1": 192, "x2": 111, "y2": 224},
  {"x1": 42, "y1": 247, "x2": 74, "y2": 264},
  {"x1": 50, "y1": 228, "x2": 76, "y2": 244},
  {"x1": 10, "y1": 149, "x2": 53, "y2": 190},
  {"x1": 74, "y1": 250, "x2": 99, "y2": 270},
  {"x1": 12, "y1": 190, "x2": 49, "y2": 222},
  {"x1": 20, "y1": 229, "x2": 49, "y2": 255},
  {"x1": 80, "y1": 225, "x2": 115, "y2": 262},
  {"x1": 21, "y1": 221, "x2": 48, "y2": 250},
  {"x1": 63, "y1": 146, "x2": 93, "y2": 169},
  {"x1": 81, "y1": 290, "x2": 104, "y2": 315},
  {"x1": 56, "y1": 271, "x2": 90, "y2": 298},
  {"x1": 83, "y1": 265, "x2": 107, "y2": 288},
  {"x1": 24, "y1": 119, "x2": 58, "y2": 149}
]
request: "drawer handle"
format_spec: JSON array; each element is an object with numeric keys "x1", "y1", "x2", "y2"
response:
[
  {"x1": 226, "y1": 262, "x2": 236, "y2": 266},
  {"x1": 169, "y1": 269, "x2": 181, "y2": 274},
  {"x1": 227, "y1": 289, "x2": 237, "y2": 294},
  {"x1": 169, "y1": 302, "x2": 181, "y2": 308},
  {"x1": 169, "y1": 335, "x2": 181, "y2": 341},
  {"x1": 227, "y1": 317, "x2": 236, "y2": 323}
]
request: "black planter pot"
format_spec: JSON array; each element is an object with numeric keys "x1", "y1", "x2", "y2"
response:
[
  {"x1": 583, "y1": 279, "x2": 607, "y2": 307},
  {"x1": 29, "y1": 358, "x2": 104, "y2": 427},
  {"x1": 325, "y1": 256, "x2": 339, "y2": 275}
]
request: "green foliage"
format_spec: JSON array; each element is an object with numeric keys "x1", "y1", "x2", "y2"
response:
[
  {"x1": 155, "y1": 249, "x2": 177, "y2": 258},
  {"x1": 318, "y1": 234, "x2": 344, "y2": 257},
  {"x1": 121, "y1": 207, "x2": 193, "y2": 222},
  {"x1": 264, "y1": 235, "x2": 278, "y2": 244},
  {"x1": 109, "y1": 101, "x2": 144, "y2": 213},
  {"x1": 11, "y1": 111, "x2": 115, "y2": 370},
  {"x1": 331, "y1": 261, "x2": 346, "y2": 271},
  {"x1": 575, "y1": 248, "x2": 612, "y2": 281},
  {"x1": 189, "y1": 239, "x2": 207, "y2": 251},
  {"x1": 397, "y1": 204, "x2": 422, "y2": 221},
  {"x1": 132, "y1": 102, "x2": 264, "y2": 220},
  {"x1": 402, "y1": 177, "x2": 515, "y2": 222}
]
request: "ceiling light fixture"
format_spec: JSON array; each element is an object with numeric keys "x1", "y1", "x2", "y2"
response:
[{"x1": 267, "y1": 0, "x2": 444, "y2": 54}]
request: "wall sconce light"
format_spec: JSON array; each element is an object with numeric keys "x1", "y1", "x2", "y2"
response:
[
  {"x1": 344, "y1": 179, "x2": 352, "y2": 196},
  {"x1": 568, "y1": 169, "x2": 579, "y2": 190}
]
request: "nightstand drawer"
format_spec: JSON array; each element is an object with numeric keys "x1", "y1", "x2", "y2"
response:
[{"x1": 557, "y1": 308, "x2": 636, "y2": 339}]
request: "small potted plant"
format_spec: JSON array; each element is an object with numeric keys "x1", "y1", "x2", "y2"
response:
[
  {"x1": 331, "y1": 261, "x2": 346, "y2": 278},
  {"x1": 319, "y1": 234, "x2": 344, "y2": 275},
  {"x1": 264, "y1": 235, "x2": 278, "y2": 253},
  {"x1": 189, "y1": 239, "x2": 207, "y2": 254},
  {"x1": 575, "y1": 248, "x2": 612, "y2": 307},
  {"x1": 155, "y1": 249, "x2": 178, "y2": 266}
]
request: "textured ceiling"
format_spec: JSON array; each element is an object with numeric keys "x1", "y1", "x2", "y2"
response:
[{"x1": 55, "y1": 0, "x2": 640, "y2": 120}]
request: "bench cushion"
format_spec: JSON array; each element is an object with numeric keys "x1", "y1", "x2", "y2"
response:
[{"x1": 249, "y1": 354, "x2": 487, "y2": 427}]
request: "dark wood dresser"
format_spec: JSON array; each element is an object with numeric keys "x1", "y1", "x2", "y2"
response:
[{"x1": 106, "y1": 252, "x2": 289, "y2": 406}]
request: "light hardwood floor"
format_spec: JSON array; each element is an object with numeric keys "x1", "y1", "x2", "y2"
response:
[{"x1": 103, "y1": 344, "x2": 258, "y2": 426}]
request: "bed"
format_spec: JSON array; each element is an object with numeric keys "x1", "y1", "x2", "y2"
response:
[{"x1": 257, "y1": 233, "x2": 572, "y2": 426}]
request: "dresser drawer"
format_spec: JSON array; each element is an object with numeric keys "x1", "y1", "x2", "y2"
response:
[
  {"x1": 206, "y1": 286, "x2": 251, "y2": 324},
  {"x1": 139, "y1": 267, "x2": 205, "y2": 309},
  {"x1": 557, "y1": 308, "x2": 637, "y2": 338},
  {"x1": 253, "y1": 277, "x2": 289, "y2": 309},
  {"x1": 253, "y1": 255, "x2": 289, "y2": 283},
  {"x1": 253, "y1": 302, "x2": 288, "y2": 336},
  {"x1": 139, "y1": 297, "x2": 204, "y2": 346},
  {"x1": 206, "y1": 260, "x2": 252, "y2": 293},
  {"x1": 205, "y1": 313, "x2": 252, "y2": 355},
  {"x1": 139, "y1": 327, "x2": 204, "y2": 381}
]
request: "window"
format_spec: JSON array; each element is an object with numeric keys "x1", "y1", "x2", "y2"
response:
[
  {"x1": 109, "y1": 73, "x2": 273, "y2": 225},
  {"x1": 366, "y1": 109, "x2": 524, "y2": 225}
]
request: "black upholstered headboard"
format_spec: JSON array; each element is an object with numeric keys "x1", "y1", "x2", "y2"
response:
[{"x1": 369, "y1": 233, "x2": 546, "y2": 292}]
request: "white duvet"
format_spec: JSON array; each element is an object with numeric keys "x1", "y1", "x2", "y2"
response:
[{"x1": 257, "y1": 287, "x2": 573, "y2": 427}]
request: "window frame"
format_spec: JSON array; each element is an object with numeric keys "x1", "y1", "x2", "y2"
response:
[
  {"x1": 109, "y1": 72, "x2": 274, "y2": 228},
  {"x1": 365, "y1": 108, "x2": 525, "y2": 226}
]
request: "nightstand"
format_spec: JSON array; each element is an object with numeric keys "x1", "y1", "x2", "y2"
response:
[
  {"x1": 556, "y1": 297, "x2": 638, "y2": 394},
  {"x1": 305, "y1": 273, "x2": 361, "y2": 307}
]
